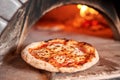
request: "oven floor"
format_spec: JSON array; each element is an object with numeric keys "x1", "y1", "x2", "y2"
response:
[{"x1": 0, "y1": 27, "x2": 120, "y2": 80}]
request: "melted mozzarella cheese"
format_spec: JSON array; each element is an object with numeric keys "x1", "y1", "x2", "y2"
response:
[
  {"x1": 75, "y1": 56, "x2": 86, "y2": 62},
  {"x1": 29, "y1": 39, "x2": 95, "y2": 68},
  {"x1": 47, "y1": 44, "x2": 63, "y2": 52},
  {"x1": 36, "y1": 49, "x2": 50, "y2": 58},
  {"x1": 73, "y1": 48, "x2": 84, "y2": 56},
  {"x1": 54, "y1": 55, "x2": 66, "y2": 63}
]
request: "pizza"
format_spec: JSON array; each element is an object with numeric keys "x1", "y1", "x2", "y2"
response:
[{"x1": 21, "y1": 38, "x2": 99, "y2": 73}]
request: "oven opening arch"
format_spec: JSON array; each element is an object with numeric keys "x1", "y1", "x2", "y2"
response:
[{"x1": 31, "y1": 3, "x2": 118, "y2": 40}]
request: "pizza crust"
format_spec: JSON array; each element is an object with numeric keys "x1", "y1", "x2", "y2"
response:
[{"x1": 21, "y1": 41, "x2": 99, "y2": 73}]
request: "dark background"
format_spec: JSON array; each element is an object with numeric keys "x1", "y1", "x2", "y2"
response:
[{"x1": 112, "y1": 0, "x2": 120, "y2": 18}]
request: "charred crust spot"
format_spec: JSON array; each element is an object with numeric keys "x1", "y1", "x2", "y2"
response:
[
  {"x1": 79, "y1": 42, "x2": 93, "y2": 47},
  {"x1": 44, "y1": 40, "x2": 48, "y2": 42}
]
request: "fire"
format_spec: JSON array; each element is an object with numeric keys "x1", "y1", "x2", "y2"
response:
[
  {"x1": 77, "y1": 4, "x2": 87, "y2": 17},
  {"x1": 34, "y1": 4, "x2": 113, "y2": 39},
  {"x1": 77, "y1": 4, "x2": 98, "y2": 17}
]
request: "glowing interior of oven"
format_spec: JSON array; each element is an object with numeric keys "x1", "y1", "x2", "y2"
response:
[{"x1": 24, "y1": 4, "x2": 113, "y2": 45}]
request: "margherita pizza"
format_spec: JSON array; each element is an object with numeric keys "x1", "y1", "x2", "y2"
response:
[{"x1": 21, "y1": 38, "x2": 99, "y2": 73}]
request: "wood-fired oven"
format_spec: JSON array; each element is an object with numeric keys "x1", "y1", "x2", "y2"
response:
[{"x1": 0, "y1": 0, "x2": 120, "y2": 80}]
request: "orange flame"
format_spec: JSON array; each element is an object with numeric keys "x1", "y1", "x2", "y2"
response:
[{"x1": 77, "y1": 4, "x2": 98, "y2": 17}]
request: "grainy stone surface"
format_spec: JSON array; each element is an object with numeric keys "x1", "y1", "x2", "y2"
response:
[
  {"x1": 23, "y1": 28, "x2": 120, "y2": 80},
  {"x1": 0, "y1": 55, "x2": 48, "y2": 80},
  {"x1": 0, "y1": 26, "x2": 120, "y2": 80}
]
